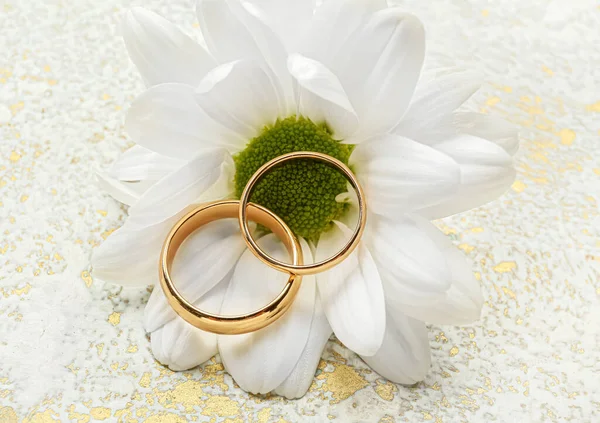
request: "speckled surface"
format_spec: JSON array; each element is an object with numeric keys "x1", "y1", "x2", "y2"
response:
[{"x1": 1, "y1": 1, "x2": 599, "y2": 422}]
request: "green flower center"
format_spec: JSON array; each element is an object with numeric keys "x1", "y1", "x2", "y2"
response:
[{"x1": 234, "y1": 116, "x2": 353, "y2": 241}]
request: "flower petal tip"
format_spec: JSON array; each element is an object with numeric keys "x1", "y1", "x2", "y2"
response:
[
  {"x1": 353, "y1": 340, "x2": 385, "y2": 358},
  {"x1": 121, "y1": 7, "x2": 152, "y2": 33},
  {"x1": 462, "y1": 284, "x2": 484, "y2": 324}
]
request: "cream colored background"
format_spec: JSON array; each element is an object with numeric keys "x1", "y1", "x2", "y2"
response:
[{"x1": 1, "y1": 0, "x2": 599, "y2": 422}]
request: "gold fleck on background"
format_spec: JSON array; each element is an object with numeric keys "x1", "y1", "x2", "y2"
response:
[{"x1": 0, "y1": 0, "x2": 598, "y2": 422}]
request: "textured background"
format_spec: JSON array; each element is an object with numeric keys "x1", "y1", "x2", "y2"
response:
[{"x1": 1, "y1": 0, "x2": 599, "y2": 422}]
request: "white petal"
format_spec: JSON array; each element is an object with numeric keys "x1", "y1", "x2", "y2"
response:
[
  {"x1": 316, "y1": 221, "x2": 385, "y2": 356},
  {"x1": 94, "y1": 154, "x2": 234, "y2": 288},
  {"x1": 361, "y1": 309, "x2": 430, "y2": 384},
  {"x1": 302, "y1": 0, "x2": 387, "y2": 63},
  {"x1": 122, "y1": 7, "x2": 216, "y2": 87},
  {"x1": 196, "y1": 0, "x2": 293, "y2": 108},
  {"x1": 195, "y1": 61, "x2": 284, "y2": 139},
  {"x1": 350, "y1": 134, "x2": 460, "y2": 216},
  {"x1": 394, "y1": 70, "x2": 482, "y2": 143},
  {"x1": 432, "y1": 250, "x2": 483, "y2": 324},
  {"x1": 152, "y1": 319, "x2": 216, "y2": 371},
  {"x1": 197, "y1": 0, "x2": 255, "y2": 62},
  {"x1": 150, "y1": 279, "x2": 229, "y2": 371},
  {"x1": 110, "y1": 145, "x2": 184, "y2": 182},
  {"x1": 92, "y1": 218, "x2": 174, "y2": 287},
  {"x1": 144, "y1": 220, "x2": 246, "y2": 332},
  {"x1": 367, "y1": 214, "x2": 451, "y2": 309},
  {"x1": 332, "y1": 10, "x2": 425, "y2": 136},
  {"x1": 453, "y1": 112, "x2": 520, "y2": 156},
  {"x1": 288, "y1": 54, "x2": 358, "y2": 139},
  {"x1": 242, "y1": 0, "x2": 316, "y2": 51},
  {"x1": 151, "y1": 324, "x2": 170, "y2": 367},
  {"x1": 334, "y1": 182, "x2": 360, "y2": 230},
  {"x1": 219, "y1": 236, "x2": 315, "y2": 394},
  {"x1": 417, "y1": 135, "x2": 515, "y2": 219},
  {"x1": 125, "y1": 83, "x2": 241, "y2": 159},
  {"x1": 274, "y1": 295, "x2": 332, "y2": 399},
  {"x1": 96, "y1": 171, "x2": 145, "y2": 206},
  {"x1": 399, "y1": 218, "x2": 483, "y2": 325},
  {"x1": 196, "y1": 157, "x2": 237, "y2": 203},
  {"x1": 127, "y1": 149, "x2": 231, "y2": 227}
]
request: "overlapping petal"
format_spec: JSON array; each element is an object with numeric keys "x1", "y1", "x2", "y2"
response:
[
  {"x1": 274, "y1": 296, "x2": 332, "y2": 399},
  {"x1": 122, "y1": 7, "x2": 216, "y2": 87},
  {"x1": 127, "y1": 149, "x2": 231, "y2": 227},
  {"x1": 92, "y1": 218, "x2": 174, "y2": 287},
  {"x1": 302, "y1": 0, "x2": 387, "y2": 64},
  {"x1": 350, "y1": 134, "x2": 460, "y2": 217},
  {"x1": 331, "y1": 9, "x2": 425, "y2": 137},
  {"x1": 394, "y1": 70, "x2": 483, "y2": 143},
  {"x1": 361, "y1": 308, "x2": 431, "y2": 384},
  {"x1": 195, "y1": 61, "x2": 285, "y2": 140},
  {"x1": 367, "y1": 214, "x2": 451, "y2": 308},
  {"x1": 196, "y1": 0, "x2": 293, "y2": 109},
  {"x1": 96, "y1": 171, "x2": 151, "y2": 207},
  {"x1": 219, "y1": 236, "x2": 316, "y2": 394},
  {"x1": 288, "y1": 54, "x2": 358, "y2": 139},
  {"x1": 393, "y1": 68, "x2": 519, "y2": 156},
  {"x1": 404, "y1": 215, "x2": 484, "y2": 325},
  {"x1": 150, "y1": 279, "x2": 230, "y2": 371},
  {"x1": 110, "y1": 145, "x2": 184, "y2": 182},
  {"x1": 125, "y1": 83, "x2": 241, "y2": 158},
  {"x1": 93, "y1": 151, "x2": 233, "y2": 287},
  {"x1": 453, "y1": 112, "x2": 520, "y2": 156},
  {"x1": 417, "y1": 135, "x2": 516, "y2": 219},
  {"x1": 315, "y1": 221, "x2": 385, "y2": 356},
  {"x1": 242, "y1": 0, "x2": 317, "y2": 51}
]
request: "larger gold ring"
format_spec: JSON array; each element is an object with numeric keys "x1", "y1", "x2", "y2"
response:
[
  {"x1": 239, "y1": 151, "x2": 367, "y2": 276},
  {"x1": 159, "y1": 200, "x2": 303, "y2": 335}
]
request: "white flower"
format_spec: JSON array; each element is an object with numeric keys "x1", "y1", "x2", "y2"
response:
[{"x1": 93, "y1": 0, "x2": 518, "y2": 399}]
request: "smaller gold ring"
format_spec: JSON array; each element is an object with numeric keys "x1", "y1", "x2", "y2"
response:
[
  {"x1": 159, "y1": 200, "x2": 303, "y2": 335},
  {"x1": 239, "y1": 151, "x2": 367, "y2": 276}
]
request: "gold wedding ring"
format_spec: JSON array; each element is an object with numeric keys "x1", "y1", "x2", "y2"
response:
[
  {"x1": 238, "y1": 151, "x2": 367, "y2": 276},
  {"x1": 159, "y1": 200, "x2": 303, "y2": 335},
  {"x1": 160, "y1": 152, "x2": 366, "y2": 335}
]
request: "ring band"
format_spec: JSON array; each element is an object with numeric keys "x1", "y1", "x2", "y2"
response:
[
  {"x1": 159, "y1": 200, "x2": 303, "y2": 335},
  {"x1": 238, "y1": 151, "x2": 367, "y2": 276}
]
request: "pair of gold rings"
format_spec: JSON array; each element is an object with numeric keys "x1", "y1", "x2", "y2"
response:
[{"x1": 159, "y1": 152, "x2": 367, "y2": 335}]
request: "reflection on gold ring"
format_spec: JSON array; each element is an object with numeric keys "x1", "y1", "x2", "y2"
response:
[
  {"x1": 239, "y1": 151, "x2": 367, "y2": 276},
  {"x1": 159, "y1": 200, "x2": 303, "y2": 335}
]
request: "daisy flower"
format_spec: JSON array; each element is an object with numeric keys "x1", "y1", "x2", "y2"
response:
[{"x1": 93, "y1": 0, "x2": 518, "y2": 399}]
